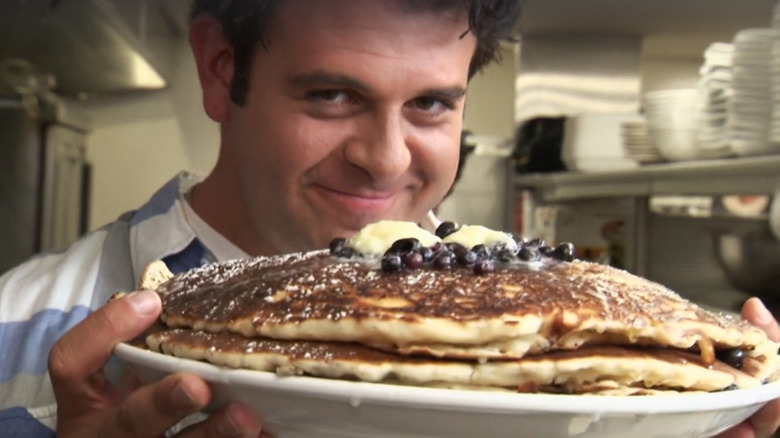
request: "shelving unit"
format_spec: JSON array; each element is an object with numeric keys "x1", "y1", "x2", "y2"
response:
[
  {"x1": 509, "y1": 0, "x2": 780, "y2": 319},
  {"x1": 513, "y1": 155, "x2": 780, "y2": 203}
]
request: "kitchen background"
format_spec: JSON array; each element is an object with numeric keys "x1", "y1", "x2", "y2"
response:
[{"x1": 2, "y1": 0, "x2": 780, "y2": 315}]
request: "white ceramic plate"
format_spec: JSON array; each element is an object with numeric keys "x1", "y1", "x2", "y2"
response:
[{"x1": 115, "y1": 343, "x2": 780, "y2": 438}]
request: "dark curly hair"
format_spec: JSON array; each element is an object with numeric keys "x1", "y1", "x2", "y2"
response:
[{"x1": 190, "y1": 0, "x2": 524, "y2": 106}]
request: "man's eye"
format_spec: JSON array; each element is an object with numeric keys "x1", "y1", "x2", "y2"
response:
[
  {"x1": 411, "y1": 97, "x2": 453, "y2": 112},
  {"x1": 306, "y1": 90, "x2": 348, "y2": 103}
]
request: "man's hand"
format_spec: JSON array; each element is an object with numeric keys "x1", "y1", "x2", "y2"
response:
[
  {"x1": 714, "y1": 297, "x2": 780, "y2": 438},
  {"x1": 49, "y1": 291, "x2": 266, "y2": 437}
]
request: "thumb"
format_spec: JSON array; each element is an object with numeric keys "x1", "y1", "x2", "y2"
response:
[
  {"x1": 741, "y1": 297, "x2": 780, "y2": 342},
  {"x1": 49, "y1": 291, "x2": 162, "y2": 403}
]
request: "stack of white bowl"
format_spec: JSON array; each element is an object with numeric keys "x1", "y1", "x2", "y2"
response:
[
  {"x1": 697, "y1": 42, "x2": 734, "y2": 158},
  {"x1": 774, "y1": 1, "x2": 780, "y2": 29},
  {"x1": 643, "y1": 88, "x2": 703, "y2": 162},
  {"x1": 621, "y1": 119, "x2": 664, "y2": 164},
  {"x1": 561, "y1": 113, "x2": 639, "y2": 173},
  {"x1": 728, "y1": 28, "x2": 777, "y2": 156}
]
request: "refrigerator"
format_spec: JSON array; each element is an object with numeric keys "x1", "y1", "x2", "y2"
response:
[{"x1": 0, "y1": 95, "x2": 90, "y2": 274}]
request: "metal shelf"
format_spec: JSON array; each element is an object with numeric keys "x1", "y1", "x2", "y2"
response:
[{"x1": 513, "y1": 155, "x2": 780, "y2": 202}]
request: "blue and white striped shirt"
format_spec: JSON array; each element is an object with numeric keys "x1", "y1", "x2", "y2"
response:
[{"x1": 0, "y1": 172, "x2": 218, "y2": 436}]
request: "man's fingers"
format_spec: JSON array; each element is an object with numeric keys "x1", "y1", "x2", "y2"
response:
[
  {"x1": 742, "y1": 298, "x2": 780, "y2": 342},
  {"x1": 714, "y1": 421, "x2": 754, "y2": 438},
  {"x1": 49, "y1": 291, "x2": 162, "y2": 402},
  {"x1": 747, "y1": 399, "x2": 780, "y2": 438},
  {"x1": 725, "y1": 298, "x2": 780, "y2": 438},
  {"x1": 110, "y1": 372, "x2": 212, "y2": 437},
  {"x1": 720, "y1": 401, "x2": 780, "y2": 438},
  {"x1": 712, "y1": 400, "x2": 780, "y2": 438},
  {"x1": 117, "y1": 369, "x2": 144, "y2": 399},
  {"x1": 177, "y1": 403, "x2": 263, "y2": 438}
]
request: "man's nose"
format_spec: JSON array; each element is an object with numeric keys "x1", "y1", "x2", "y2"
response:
[{"x1": 344, "y1": 111, "x2": 411, "y2": 182}]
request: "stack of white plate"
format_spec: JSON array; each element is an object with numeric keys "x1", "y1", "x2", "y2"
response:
[
  {"x1": 771, "y1": 4, "x2": 780, "y2": 148},
  {"x1": 729, "y1": 28, "x2": 777, "y2": 156},
  {"x1": 621, "y1": 119, "x2": 664, "y2": 164},
  {"x1": 643, "y1": 88, "x2": 703, "y2": 162},
  {"x1": 697, "y1": 43, "x2": 734, "y2": 158}
]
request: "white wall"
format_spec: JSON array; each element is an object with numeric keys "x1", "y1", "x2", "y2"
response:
[
  {"x1": 463, "y1": 45, "x2": 518, "y2": 139},
  {"x1": 86, "y1": 111, "x2": 190, "y2": 229},
  {"x1": 169, "y1": 40, "x2": 221, "y2": 175},
  {"x1": 81, "y1": 39, "x2": 218, "y2": 230}
]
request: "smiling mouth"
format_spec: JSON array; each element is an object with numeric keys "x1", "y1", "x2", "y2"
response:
[{"x1": 313, "y1": 184, "x2": 400, "y2": 214}]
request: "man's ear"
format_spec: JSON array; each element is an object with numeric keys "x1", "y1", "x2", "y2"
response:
[{"x1": 189, "y1": 14, "x2": 234, "y2": 123}]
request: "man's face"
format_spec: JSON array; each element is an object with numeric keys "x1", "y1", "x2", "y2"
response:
[{"x1": 222, "y1": 0, "x2": 476, "y2": 255}]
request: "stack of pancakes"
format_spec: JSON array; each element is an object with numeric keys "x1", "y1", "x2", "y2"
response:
[{"x1": 139, "y1": 223, "x2": 780, "y2": 396}]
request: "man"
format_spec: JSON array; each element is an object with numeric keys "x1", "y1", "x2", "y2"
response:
[{"x1": 0, "y1": 1, "x2": 778, "y2": 437}]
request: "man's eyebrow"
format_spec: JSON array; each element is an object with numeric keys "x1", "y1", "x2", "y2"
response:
[
  {"x1": 291, "y1": 70, "x2": 467, "y2": 100},
  {"x1": 420, "y1": 87, "x2": 467, "y2": 101},
  {"x1": 290, "y1": 71, "x2": 370, "y2": 92}
]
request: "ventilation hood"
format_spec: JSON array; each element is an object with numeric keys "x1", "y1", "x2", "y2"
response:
[{"x1": 0, "y1": 0, "x2": 184, "y2": 98}]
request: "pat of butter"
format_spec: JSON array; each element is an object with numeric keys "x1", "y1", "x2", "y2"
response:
[
  {"x1": 349, "y1": 220, "x2": 440, "y2": 256},
  {"x1": 442, "y1": 225, "x2": 516, "y2": 250}
]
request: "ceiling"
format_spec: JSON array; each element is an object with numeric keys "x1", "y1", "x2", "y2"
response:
[
  {"x1": 0, "y1": 0, "x2": 177, "y2": 96},
  {"x1": 522, "y1": 0, "x2": 779, "y2": 58}
]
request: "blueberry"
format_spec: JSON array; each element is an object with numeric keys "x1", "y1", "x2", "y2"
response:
[
  {"x1": 539, "y1": 246, "x2": 554, "y2": 258},
  {"x1": 332, "y1": 245, "x2": 357, "y2": 259},
  {"x1": 552, "y1": 242, "x2": 575, "y2": 262},
  {"x1": 526, "y1": 238, "x2": 545, "y2": 248},
  {"x1": 517, "y1": 247, "x2": 537, "y2": 262},
  {"x1": 329, "y1": 237, "x2": 348, "y2": 255},
  {"x1": 472, "y1": 244, "x2": 491, "y2": 260},
  {"x1": 418, "y1": 246, "x2": 435, "y2": 263},
  {"x1": 430, "y1": 242, "x2": 445, "y2": 254},
  {"x1": 381, "y1": 254, "x2": 403, "y2": 272},
  {"x1": 435, "y1": 221, "x2": 459, "y2": 238},
  {"x1": 493, "y1": 242, "x2": 513, "y2": 253},
  {"x1": 717, "y1": 349, "x2": 745, "y2": 369},
  {"x1": 495, "y1": 248, "x2": 516, "y2": 263},
  {"x1": 458, "y1": 250, "x2": 478, "y2": 265},
  {"x1": 346, "y1": 247, "x2": 360, "y2": 258},
  {"x1": 388, "y1": 238, "x2": 421, "y2": 255},
  {"x1": 403, "y1": 252, "x2": 424, "y2": 269},
  {"x1": 474, "y1": 259, "x2": 495, "y2": 275},
  {"x1": 446, "y1": 242, "x2": 469, "y2": 257},
  {"x1": 433, "y1": 252, "x2": 454, "y2": 269}
]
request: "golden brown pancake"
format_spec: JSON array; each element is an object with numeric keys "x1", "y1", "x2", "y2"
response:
[
  {"x1": 139, "y1": 221, "x2": 780, "y2": 394},
  {"x1": 155, "y1": 251, "x2": 769, "y2": 356},
  {"x1": 145, "y1": 327, "x2": 768, "y2": 394}
]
